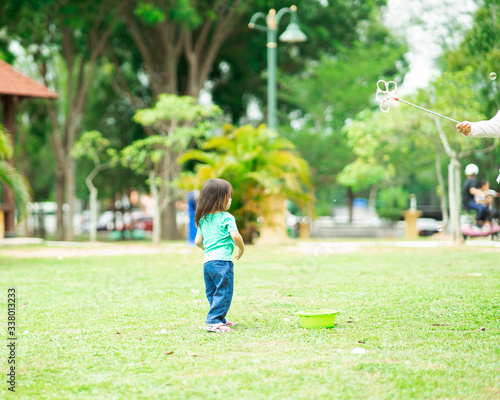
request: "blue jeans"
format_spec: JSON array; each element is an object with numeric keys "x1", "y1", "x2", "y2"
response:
[
  {"x1": 203, "y1": 260, "x2": 234, "y2": 324},
  {"x1": 469, "y1": 200, "x2": 489, "y2": 223}
]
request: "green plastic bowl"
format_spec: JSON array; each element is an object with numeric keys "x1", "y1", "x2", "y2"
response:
[{"x1": 296, "y1": 309, "x2": 339, "y2": 329}]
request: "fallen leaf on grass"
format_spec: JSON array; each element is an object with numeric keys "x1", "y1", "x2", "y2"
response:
[
  {"x1": 431, "y1": 323, "x2": 451, "y2": 326},
  {"x1": 358, "y1": 341, "x2": 366, "y2": 344},
  {"x1": 187, "y1": 353, "x2": 199, "y2": 357},
  {"x1": 478, "y1": 327, "x2": 486, "y2": 331},
  {"x1": 165, "y1": 351, "x2": 174, "y2": 355},
  {"x1": 116, "y1": 332, "x2": 120, "y2": 334}
]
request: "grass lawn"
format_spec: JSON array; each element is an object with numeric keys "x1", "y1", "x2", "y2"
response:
[{"x1": 0, "y1": 241, "x2": 499, "y2": 399}]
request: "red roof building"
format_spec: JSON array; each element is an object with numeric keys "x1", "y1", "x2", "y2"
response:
[
  {"x1": 0, "y1": 60, "x2": 58, "y2": 237},
  {"x1": 0, "y1": 60, "x2": 58, "y2": 99}
]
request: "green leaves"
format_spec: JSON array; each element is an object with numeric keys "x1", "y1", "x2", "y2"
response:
[
  {"x1": 0, "y1": 126, "x2": 13, "y2": 160},
  {"x1": 134, "y1": 2, "x2": 166, "y2": 26},
  {"x1": 337, "y1": 159, "x2": 388, "y2": 193},
  {"x1": 0, "y1": 126, "x2": 30, "y2": 221},
  {"x1": 133, "y1": 94, "x2": 221, "y2": 127},
  {"x1": 121, "y1": 135, "x2": 170, "y2": 173},
  {"x1": 443, "y1": 0, "x2": 500, "y2": 118},
  {"x1": 125, "y1": 94, "x2": 220, "y2": 180},
  {"x1": 375, "y1": 186, "x2": 410, "y2": 222},
  {"x1": 169, "y1": 0, "x2": 202, "y2": 29},
  {"x1": 0, "y1": 161, "x2": 31, "y2": 222},
  {"x1": 71, "y1": 131, "x2": 113, "y2": 164},
  {"x1": 179, "y1": 124, "x2": 314, "y2": 240}
]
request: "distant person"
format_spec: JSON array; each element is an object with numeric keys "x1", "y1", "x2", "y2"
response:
[
  {"x1": 474, "y1": 179, "x2": 494, "y2": 229},
  {"x1": 194, "y1": 178, "x2": 245, "y2": 333},
  {"x1": 456, "y1": 110, "x2": 500, "y2": 137},
  {"x1": 462, "y1": 164, "x2": 489, "y2": 227},
  {"x1": 474, "y1": 179, "x2": 491, "y2": 207}
]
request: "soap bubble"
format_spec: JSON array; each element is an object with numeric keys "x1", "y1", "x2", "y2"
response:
[
  {"x1": 489, "y1": 72, "x2": 497, "y2": 80},
  {"x1": 437, "y1": 225, "x2": 443, "y2": 232}
]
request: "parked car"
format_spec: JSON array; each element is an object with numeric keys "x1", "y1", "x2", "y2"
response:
[
  {"x1": 130, "y1": 215, "x2": 153, "y2": 231},
  {"x1": 417, "y1": 218, "x2": 441, "y2": 236},
  {"x1": 96, "y1": 211, "x2": 119, "y2": 231}
]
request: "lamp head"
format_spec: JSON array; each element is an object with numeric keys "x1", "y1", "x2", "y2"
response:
[
  {"x1": 279, "y1": 7, "x2": 307, "y2": 43},
  {"x1": 279, "y1": 22, "x2": 307, "y2": 42}
]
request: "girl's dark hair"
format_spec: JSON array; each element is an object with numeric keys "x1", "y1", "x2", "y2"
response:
[
  {"x1": 478, "y1": 179, "x2": 488, "y2": 188},
  {"x1": 195, "y1": 179, "x2": 233, "y2": 227}
]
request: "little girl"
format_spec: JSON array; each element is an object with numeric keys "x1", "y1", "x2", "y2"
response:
[{"x1": 194, "y1": 179, "x2": 245, "y2": 333}]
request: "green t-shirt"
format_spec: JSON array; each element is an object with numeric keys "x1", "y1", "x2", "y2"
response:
[{"x1": 197, "y1": 212, "x2": 238, "y2": 263}]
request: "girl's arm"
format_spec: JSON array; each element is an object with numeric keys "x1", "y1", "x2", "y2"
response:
[
  {"x1": 230, "y1": 231, "x2": 245, "y2": 260},
  {"x1": 195, "y1": 234, "x2": 204, "y2": 250}
]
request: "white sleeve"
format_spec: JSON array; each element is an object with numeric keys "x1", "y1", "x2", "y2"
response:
[{"x1": 470, "y1": 110, "x2": 500, "y2": 138}]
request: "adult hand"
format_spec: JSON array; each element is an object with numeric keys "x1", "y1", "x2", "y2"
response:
[{"x1": 456, "y1": 121, "x2": 472, "y2": 136}]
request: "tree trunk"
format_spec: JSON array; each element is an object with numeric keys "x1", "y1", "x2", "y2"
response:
[
  {"x1": 162, "y1": 186, "x2": 179, "y2": 240},
  {"x1": 448, "y1": 157, "x2": 462, "y2": 242},
  {"x1": 433, "y1": 117, "x2": 496, "y2": 242},
  {"x1": 160, "y1": 147, "x2": 181, "y2": 240},
  {"x1": 121, "y1": 6, "x2": 243, "y2": 241},
  {"x1": 435, "y1": 150, "x2": 449, "y2": 230},
  {"x1": 89, "y1": 187, "x2": 98, "y2": 242},
  {"x1": 347, "y1": 187, "x2": 355, "y2": 223},
  {"x1": 150, "y1": 171, "x2": 161, "y2": 245},
  {"x1": 55, "y1": 165, "x2": 65, "y2": 240},
  {"x1": 368, "y1": 186, "x2": 377, "y2": 210},
  {"x1": 64, "y1": 156, "x2": 76, "y2": 241}
]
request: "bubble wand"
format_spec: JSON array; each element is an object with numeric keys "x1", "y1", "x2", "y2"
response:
[{"x1": 375, "y1": 80, "x2": 459, "y2": 123}]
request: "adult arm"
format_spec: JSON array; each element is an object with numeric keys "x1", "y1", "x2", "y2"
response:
[
  {"x1": 457, "y1": 110, "x2": 500, "y2": 138},
  {"x1": 469, "y1": 187, "x2": 481, "y2": 196}
]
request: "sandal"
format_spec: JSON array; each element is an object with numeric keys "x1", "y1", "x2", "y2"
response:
[{"x1": 201, "y1": 323, "x2": 232, "y2": 333}]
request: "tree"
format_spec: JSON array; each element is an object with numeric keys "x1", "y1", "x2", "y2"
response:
[
  {"x1": 106, "y1": 1, "x2": 402, "y2": 235},
  {"x1": 101, "y1": 0, "x2": 247, "y2": 239},
  {"x1": 121, "y1": 136, "x2": 169, "y2": 245},
  {"x1": 1, "y1": 0, "x2": 122, "y2": 240},
  {"x1": 338, "y1": 106, "x2": 433, "y2": 221},
  {"x1": 442, "y1": 0, "x2": 500, "y2": 204},
  {"x1": 212, "y1": 0, "x2": 399, "y2": 123},
  {"x1": 278, "y1": 14, "x2": 407, "y2": 218},
  {"x1": 71, "y1": 131, "x2": 117, "y2": 242},
  {"x1": 0, "y1": 126, "x2": 31, "y2": 224},
  {"x1": 179, "y1": 124, "x2": 314, "y2": 243},
  {"x1": 442, "y1": 0, "x2": 500, "y2": 118},
  {"x1": 376, "y1": 186, "x2": 410, "y2": 224},
  {"x1": 425, "y1": 69, "x2": 496, "y2": 241},
  {"x1": 341, "y1": 68, "x2": 495, "y2": 241},
  {"x1": 124, "y1": 94, "x2": 220, "y2": 243}
]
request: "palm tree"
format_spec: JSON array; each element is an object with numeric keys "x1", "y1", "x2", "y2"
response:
[
  {"x1": 0, "y1": 125, "x2": 31, "y2": 224},
  {"x1": 179, "y1": 124, "x2": 314, "y2": 243}
]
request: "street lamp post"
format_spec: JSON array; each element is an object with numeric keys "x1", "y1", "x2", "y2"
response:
[
  {"x1": 249, "y1": 5, "x2": 307, "y2": 130},
  {"x1": 249, "y1": 6, "x2": 307, "y2": 244}
]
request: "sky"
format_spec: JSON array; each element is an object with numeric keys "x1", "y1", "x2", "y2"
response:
[{"x1": 384, "y1": 0, "x2": 479, "y2": 95}]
